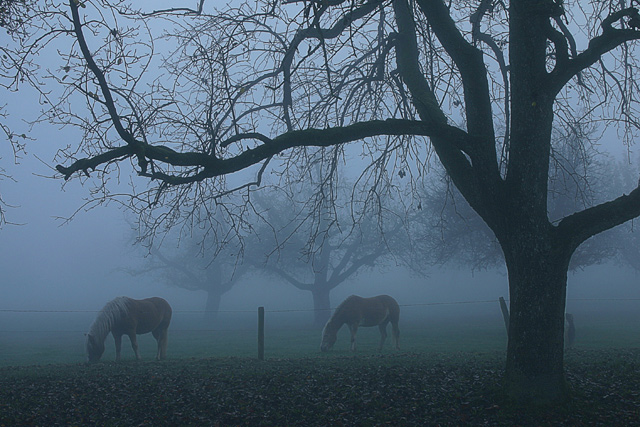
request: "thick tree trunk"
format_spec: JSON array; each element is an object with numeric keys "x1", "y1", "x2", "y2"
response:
[
  {"x1": 503, "y1": 239, "x2": 571, "y2": 404},
  {"x1": 312, "y1": 287, "x2": 331, "y2": 327}
]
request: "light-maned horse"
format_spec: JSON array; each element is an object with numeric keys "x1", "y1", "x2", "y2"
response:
[
  {"x1": 320, "y1": 294, "x2": 400, "y2": 352},
  {"x1": 86, "y1": 296, "x2": 172, "y2": 363}
]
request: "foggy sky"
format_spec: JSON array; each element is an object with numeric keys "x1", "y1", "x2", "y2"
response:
[{"x1": 1, "y1": 2, "x2": 639, "y2": 328}]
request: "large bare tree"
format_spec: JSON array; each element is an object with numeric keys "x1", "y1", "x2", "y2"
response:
[{"x1": 4, "y1": 0, "x2": 640, "y2": 403}]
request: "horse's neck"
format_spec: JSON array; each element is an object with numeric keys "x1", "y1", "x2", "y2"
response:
[
  {"x1": 89, "y1": 302, "x2": 125, "y2": 342},
  {"x1": 326, "y1": 315, "x2": 345, "y2": 333},
  {"x1": 88, "y1": 316, "x2": 111, "y2": 342}
]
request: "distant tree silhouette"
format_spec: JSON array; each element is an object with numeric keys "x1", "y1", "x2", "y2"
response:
[
  {"x1": 246, "y1": 177, "x2": 406, "y2": 326},
  {"x1": 132, "y1": 230, "x2": 248, "y2": 325}
]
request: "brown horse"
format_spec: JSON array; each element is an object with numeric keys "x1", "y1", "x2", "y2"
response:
[
  {"x1": 86, "y1": 296, "x2": 172, "y2": 363},
  {"x1": 320, "y1": 295, "x2": 400, "y2": 352}
]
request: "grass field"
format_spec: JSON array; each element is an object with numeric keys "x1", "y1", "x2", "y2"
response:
[
  {"x1": 1, "y1": 305, "x2": 639, "y2": 425},
  {"x1": 1, "y1": 302, "x2": 639, "y2": 365}
]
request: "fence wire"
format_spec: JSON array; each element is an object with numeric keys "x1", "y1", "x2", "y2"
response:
[{"x1": 1, "y1": 297, "x2": 639, "y2": 314}]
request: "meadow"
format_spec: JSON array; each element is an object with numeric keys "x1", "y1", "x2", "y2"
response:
[
  {"x1": 0, "y1": 302, "x2": 639, "y2": 425},
  {"x1": 0, "y1": 304, "x2": 512, "y2": 365},
  {"x1": 2, "y1": 298, "x2": 638, "y2": 365}
]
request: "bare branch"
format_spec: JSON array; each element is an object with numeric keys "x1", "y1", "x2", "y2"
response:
[
  {"x1": 55, "y1": 118, "x2": 468, "y2": 183},
  {"x1": 549, "y1": 7, "x2": 640, "y2": 94},
  {"x1": 557, "y1": 185, "x2": 640, "y2": 252}
]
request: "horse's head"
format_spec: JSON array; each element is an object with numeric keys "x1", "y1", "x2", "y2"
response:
[
  {"x1": 320, "y1": 325, "x2": 337, "y2": 352},
  {"x1": 86, "y1": 333, "x2": 104, "y2": 363}
]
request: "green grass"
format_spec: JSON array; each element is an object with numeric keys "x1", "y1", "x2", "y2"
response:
[
  {"x1": 0, "y1": 310, "x2": 639, "y2": 425},
  {"x1": 1, "y1": 309, "x2": 638, "y2": 366},
  {"x1": 0, "y1": 313, "x2": 510, "y2": 366}
]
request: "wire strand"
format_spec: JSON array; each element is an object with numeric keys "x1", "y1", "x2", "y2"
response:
[{"x1": 1, "y1": 298, "x2": 638, "y2": 313}]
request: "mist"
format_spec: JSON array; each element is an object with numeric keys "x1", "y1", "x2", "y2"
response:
[
  {"x1": 1, "y1": 114, "x2": 639, "y2": 346},
  {"x1": 1, "y1": 161, "x2": 638, "y2": 330},
  {"x1": 1, "y1": 121, "x2": 639, "y2": 376},
  {"x1": 0, "y1": 1, "x2": 639, "y2": 366}
]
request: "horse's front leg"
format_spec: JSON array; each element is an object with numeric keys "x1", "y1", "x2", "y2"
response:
[
  {"x1": 348, "y1": 324, "x2": 358, "y2": 352},
  {"x1": 378, "y1": 323, "x2": 388, "y2": 351},
  {"x1": 113, "y1": 333, "x2": 123, "y2": 362},
  {"x1": 128, "y1": 333, "x2": 141, "y2": 360}
]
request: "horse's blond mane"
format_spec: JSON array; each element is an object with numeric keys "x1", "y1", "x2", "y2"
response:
[
  {"x1": 88, "y1": 296, "x2": 132, "y2": 341},
  {"x1": 332, "y1": 295, "x2": 356, "y2": 317},
  {"x1": 324, "y1": 295, "x2": 357, "y2": 331}
]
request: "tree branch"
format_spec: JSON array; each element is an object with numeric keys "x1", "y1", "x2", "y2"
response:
[
  {"x1": 392, "y1": 0, "x2": 446, "y2": 127},
  {"x1": 556, "y1": 185, "x2": 640, "y2": 252},
  {"x1": 55, "y1": 118, "x2": 469, "y2": 182},
  {"x1": 549, "y1": 7, "x2": 640, "y2": 94},
  {"x1": 142, "y1": 0, "x2": 205, "y2": 16},
  {"x1": 263, "y1": 265, "x2": 313, "y2": 291},
  {"x1": 152, "y1": 248, "x2": 205, "y2": 291},
  {"x1": 55, "y1": 145, "x2": 134, "y2": 179},
  {"x1": 329, "y1": 244, "x2": 386, "y2": 288},
  {"x1": 326, "y1": 244, "x2": 357, "y2": 285},
  {"x1": 68, "y1": 0, "x2": 148, "y2": 171},
  {"x1": 393, "y1": 0, "x2": 502, "y2": 223},
  {"x1": 471, "y1": 0, "x2": 510, "y2": 155},
  {"x1": 417, "y1": 0, "x2": 495, "y2": 144}
]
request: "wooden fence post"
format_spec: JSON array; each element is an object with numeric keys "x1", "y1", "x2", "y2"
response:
[
  {"x1": 258, "y1": 306, "x2": 265, "y2": 361},
  {"x1": 499, "y1": 297, "x2": 509, "y2": 335},
  {"x1": 565, "y1": 313, "x2": 575, "y2": 348}
]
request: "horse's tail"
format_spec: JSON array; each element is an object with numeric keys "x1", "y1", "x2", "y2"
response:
[
  {"x1": 382, "y1": 295, "x2": 400, "y2": 350},
  {"x1": 157, "y1": 297, "x2": 173, "y2": 328},
  {"x1": 380, "y1": 295, "x2": 400, "y2": 323},
  {"x1": 155, "y1": 298, "x2": 172, "y2": 360}
]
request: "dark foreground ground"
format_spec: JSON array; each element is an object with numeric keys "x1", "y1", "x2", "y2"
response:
[{"x1": 0, "y1": 349, "x2": 638, "y2": 426}]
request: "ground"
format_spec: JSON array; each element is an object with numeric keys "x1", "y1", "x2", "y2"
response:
[{"x1": 0, "y1": 349, "x2": 639, "y2": 426}]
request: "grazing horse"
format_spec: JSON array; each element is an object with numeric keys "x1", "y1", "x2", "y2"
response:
[
  {"x1": 320, "y1": 295, "x2": 400, "y2": 352},
  {"x1": 86, "y1": 296, "x2": 172, "y2": 363}
]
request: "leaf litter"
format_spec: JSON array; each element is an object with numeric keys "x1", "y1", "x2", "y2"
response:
[{"x1": 0, "y1": 349, "x2": 638, "y2": 426}]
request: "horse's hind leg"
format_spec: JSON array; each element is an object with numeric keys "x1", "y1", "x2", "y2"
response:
[
  {"x1": 160, "y1": 329, "x2": 168, "y2": 360},
  {"x1": 153, "y1": 328, "x2": 168, "y2": 360},
  {"x1": 128, "y1": 333, "x2": 141, "y2": 360},
  {"x1": 114, "y1": 334, "x2": 123, "y2": 362},
  {"x1": 378, "y1": 323, "x2": 388, "y2": 351},
  {"x1": 348, "y1": 324, "x2": 358, "y2": 352},
  {"x1": 391, "y1": 321, "x2": 400, "y2": 350}
]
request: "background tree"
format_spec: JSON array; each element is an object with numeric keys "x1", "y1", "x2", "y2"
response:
[
  {"x1": 247, "y1": 174, "x2": 407, "y2": 326},
  {"x1": 5, "y1": 0, "x2": 640, "y2": 404},
  {"x1": 131, "y1": 233, "x2": 248, "y2": 325},
  {"x1": 415, "y1": 125, "x2": 640, "y2": 273}
]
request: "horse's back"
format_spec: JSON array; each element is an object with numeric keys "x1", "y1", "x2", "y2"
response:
[
  {"x1": 372, "y1": 295, "x2": 400, "y2": 322},
  {"x1": 146, "y1": 297, "x2": 172, "y2": 325},
  {"x1": 131, "y1": 297, "x2": 172, "y2": 334},
  {"x1": 151, "y1": 296, "x2": 172, "y2": 321},
  {"x1": 357, "y1": 295, "x2": 399, "y2": 326},
  {"x1": 146, "y1": 297, "x2": 172, "y2": 315},
  {"x1": 373, "y1": 295, "x2": 398, "y2": 306}
]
